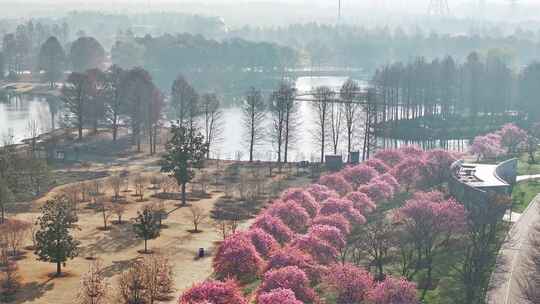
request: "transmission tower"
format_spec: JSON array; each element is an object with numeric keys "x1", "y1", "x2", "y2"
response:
[{"x1": 427, "y1": 0, "x2": 450, "y2": 15}]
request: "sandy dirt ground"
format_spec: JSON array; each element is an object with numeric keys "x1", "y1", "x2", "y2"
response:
[{"x1": 5, "y1": 156, "x2": 230, "y2": 304}]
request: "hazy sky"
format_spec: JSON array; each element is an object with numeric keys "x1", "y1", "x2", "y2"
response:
[{"x1": 1, "y1": 0, "x2": 538, "y2": 24}]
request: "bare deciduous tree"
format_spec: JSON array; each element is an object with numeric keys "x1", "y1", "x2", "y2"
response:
[
  {"x1": 269, "y1": 81, "x2": 297, "y2": 163},
  {"x1": 340, "y1": 79, "x2": 361, "y2": 161},
  {"x1": 187, "y1": 205, "x2": 207, "y2": 233},
  {"x1": 112, "y1": 203, "x2": 126, "y2": 225},
  {"x1": 312, "y1": 86, "x2": 333, "y2": 163},
  {"x1": 77, "y1": 260, "x2": 108, "y2": 304},
  {"x1": 109, "y1": 174, "x2": 123, "y2": 202},
  {"x1": 133, "y1": 174, "x2": 146, "y2": 201},
  {"x1": 242, "y1": 87, "x2": 266, "y2": 162},
  {"x1": 200, "y1": 93, "x2": 223, "y2": 159}
]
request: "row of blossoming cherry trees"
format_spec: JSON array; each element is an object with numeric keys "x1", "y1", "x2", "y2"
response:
[
  {"x1": 179, "y1": 145, "x2": 465, "y2": 304},
  {"x1": 470, "y1": 123, "x2": 532, "y2": 160}
]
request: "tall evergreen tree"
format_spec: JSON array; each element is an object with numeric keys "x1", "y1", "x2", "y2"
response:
[
  {"x1": 34, "y1": 196, "x2": 80, "y2": 276},
  {"x1": 160, "y1": 124, "x2": 208, "y2": 205}
]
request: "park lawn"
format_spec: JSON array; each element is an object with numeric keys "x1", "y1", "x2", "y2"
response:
[
  {"x1": 516, "y1": 153, "x2": 540, "y2": 176},
  {"x1": 512, "y1": 180, "x2": 540, "y2": 213}
]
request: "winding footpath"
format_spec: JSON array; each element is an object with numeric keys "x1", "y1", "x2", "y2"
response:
[{"x1": 486, "y1": 175, "x2": 540, "y2": 304}]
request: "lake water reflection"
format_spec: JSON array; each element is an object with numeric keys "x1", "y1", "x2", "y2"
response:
[{"x1": 0, "y1": 77, "x2": 364, "y2": 161}]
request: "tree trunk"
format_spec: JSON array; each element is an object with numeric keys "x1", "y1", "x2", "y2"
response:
[
  {"x1": 181, "y1": 183, "x2": 187, "y2": 206},
  {"x1": 56, "y1": 261, "x2": 62, "y2": 276},
  {"x1": 78, "y1": 124, "x2": 83, "y2": 141},
  {"x1": 0, "y1": 203, "x2": 4, "y2": 224},
  {"x1": 112, "y1": 112, "x2": 118, "y2": 141},
  {"x1": 144, "y1": 239, "x2": 148, "y2": 253}
]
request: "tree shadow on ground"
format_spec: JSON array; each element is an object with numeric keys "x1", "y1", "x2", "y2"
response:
[
  {"x1": 10, "y1": 279, "x2": 54, "y2": 304},
  {"x1": 79, "y1": 221, "x2": 141, "y2": 256}
]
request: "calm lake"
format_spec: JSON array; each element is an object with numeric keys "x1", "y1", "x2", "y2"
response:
[{"x1": 0, "y1": 77, "x2": 465, "y2": 160}]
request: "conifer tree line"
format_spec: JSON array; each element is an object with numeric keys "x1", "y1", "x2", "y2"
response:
[{"x1": 371, "y1": 51, "x2": 540, "y2": 123}]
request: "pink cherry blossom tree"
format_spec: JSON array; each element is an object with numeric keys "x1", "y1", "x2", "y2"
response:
[
  {"x1": 179, "y1": 280, "x2": 248, "y2": 304},
  {"x1": 342, "y1": 165, "x2": 379, "y2": 188},
  {"x1": 248, "y1": 228, "x2": 280, "y2": 259},
  {"x1": 308, "y1": 224, "x2": 346, "y2": 250},
  {"x1": 257, "y1": 266, "x2": 319, "y2": 304},
  {"x1": 258, "y1": 288, "x2": 303, "y2": 304},
  {"x1": 319, "y1": 174, "x2": 353, "y2": 196},
  {"x1": 312, "y1": 214, "x2": 351, "y2": 236},
  {"x1": 281, "y1": 188, "x2": 320, "y2": 218},
  {"x1": 346, "y1": 191, "x2": 377, "y2": 214},
  {"x1": 470, "y1": 134, "x2": 504, "y2": 161},
  {"x1": 394, "y1": 191, "x2": 467, "y2": 297},
  {"x1": 358, "y1": 180, "x2": 394, "y2": 204},
  {"x1": 291, "y1": 233, "x2": 339, "y2": 265},
  {"x1": 373, "y1": 173, "x2": 400, "y2": 194},
  {"x1": 267, "y1": 200, "x2": 311, "y2": 233},
  {"x1": 213, "y1": 233, "x2": 263, "y2": 282},
  {"x1": 423, "y1": 149, "x2": 457, "y2": 187},
  {"x1": 306, "y1": 184, "x2": 339, "y2": 203},
  {"x1": 373, "y1": 149, "x2": 404, "y2": 167},
  {"x1": 323, "y1": 263, "x2": 374, "y2": 304},
  {"x1": 320, "y1": 197, "x2": 366, "y2": 224},
  {"x1": 368, "y1": 276, "x2": 418, "y2": 304},
  {"x1": 391, "y1": 158, "x2": 427, "y2": 191},
  {"x1": 364, "y1": 158, "x2": 391, "y2": 174},
  {"x1": 251, "y1": 213, "x2": 294, "y2": 244},
  {"x1": 266, "y1": 247, "x2": 326, "y2": 283},
  {"x1": 499, "y1": 123, "x2": 528, "y2": 153}
]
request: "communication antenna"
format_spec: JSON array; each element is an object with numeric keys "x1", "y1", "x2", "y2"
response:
[{"x1": 427, "y1": 0, "x2": 450, "y2": 15}]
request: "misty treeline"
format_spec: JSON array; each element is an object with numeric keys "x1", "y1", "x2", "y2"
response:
[
  {"x1": 371, "y1": 51, "x2": 540, "y2": 123},
  {"x1": 112, "y1": 33, "x2": 298, "y2": 93},
  {"x1": 230, "y1": 23, "x2": 540, "y2": 70}
]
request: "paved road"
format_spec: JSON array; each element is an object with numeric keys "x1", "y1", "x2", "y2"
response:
[
  {"x1": 486, "y1": 194, "x2": 540, "y2": 304},
  {"x1": 516, "y1": 174, "x2": 540, "y2": 182}
]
